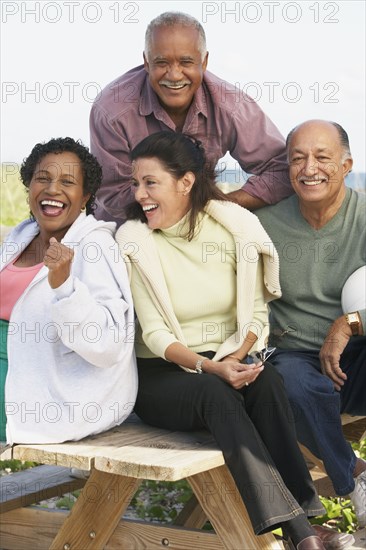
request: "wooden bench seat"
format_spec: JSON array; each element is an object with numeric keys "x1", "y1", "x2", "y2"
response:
[
  {"x1": 0, "y1": 415, "x2": 282, "y2": 550},
  {"x1": 0, "y1": 464, "x2": 85, "y2": 514}
]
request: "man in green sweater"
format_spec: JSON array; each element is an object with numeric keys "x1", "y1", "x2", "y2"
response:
[{"x1": 256, "y1": 120, "x2": 366, "y2": 529}]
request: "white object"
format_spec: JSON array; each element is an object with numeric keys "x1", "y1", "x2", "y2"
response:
[
  {"x1": 341, "y1": 266, "x2": 366, "y2": 313},
  {"x1": 349, "y1": 469, "x2": 366, "y2": 528}
]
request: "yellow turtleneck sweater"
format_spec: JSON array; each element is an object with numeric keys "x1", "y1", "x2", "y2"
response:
[{"x1": 130, "y1": 211, "x2": 268, "y2": 359}]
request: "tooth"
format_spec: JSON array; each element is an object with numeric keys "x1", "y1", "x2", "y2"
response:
[{"x1": 41, "y1": 200, "x2": 64, "y2": 207}]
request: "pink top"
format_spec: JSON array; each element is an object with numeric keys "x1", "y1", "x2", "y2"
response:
[{"x1": 0, "y1": 261, "x2": 44, "y2": 320}]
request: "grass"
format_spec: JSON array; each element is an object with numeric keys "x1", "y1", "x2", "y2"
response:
[{"x1": 1, "y1": 164, "x2": 29, "y2": 227}]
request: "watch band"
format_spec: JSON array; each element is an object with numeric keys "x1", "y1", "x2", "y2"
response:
[
  {"x1": 346, "y1": 311, "x2": 360, "y2": 336},
  {"x1": 195, "y1": 358, "x2": 205, "y2": 374}
]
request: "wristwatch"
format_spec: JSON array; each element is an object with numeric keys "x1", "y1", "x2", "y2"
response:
[
  {"x1": 345, "y1": 311, "x2": 361, "y2": 336},
  {"x1": 195, "y1": 358, "x2": 205, "y2": 374}
]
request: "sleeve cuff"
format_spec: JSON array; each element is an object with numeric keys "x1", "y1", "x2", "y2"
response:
[{"x1": 52, "y1": 276, "x2": 75, "y2": 300}]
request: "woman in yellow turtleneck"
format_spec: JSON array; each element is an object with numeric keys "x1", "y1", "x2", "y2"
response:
[{"x1": 116, "y1": 131, "x2": 326, "y2": 550}]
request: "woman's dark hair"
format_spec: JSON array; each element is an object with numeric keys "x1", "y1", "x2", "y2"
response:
[
  {"x1": 20, "y1": 137, "x2": 102, "y2": 215},
  {"x1": 126, "y1": 131, "x2": 229, "y2": 240}
]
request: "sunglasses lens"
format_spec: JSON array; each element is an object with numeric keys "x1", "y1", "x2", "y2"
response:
[{"x1": 263, "y1": 346, "x2": 276, "y2": 360}]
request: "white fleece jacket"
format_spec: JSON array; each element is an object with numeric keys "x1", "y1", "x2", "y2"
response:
[
  {"x1": 1, "y1": 213, "x2": 138, "y2": 444},
  {"x1": 116, "y1": 200, "x2": 281, "y2": 370}
]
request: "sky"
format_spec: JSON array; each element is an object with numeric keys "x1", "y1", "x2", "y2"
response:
[{"x1": 1, "y1": 0, "x2": 365, "y2": 171}]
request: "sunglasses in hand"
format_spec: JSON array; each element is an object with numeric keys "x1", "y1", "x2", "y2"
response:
[{"x1": 250, "y1": 346, "x2": 276, "y2": 365}]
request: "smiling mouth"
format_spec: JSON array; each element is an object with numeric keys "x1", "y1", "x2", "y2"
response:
[
  {"x1": 159, "y1": 81, "x2": 191, "y2": 90},
  {"x1": 300, "y1": 179, "x2": 327, "y2": 186},
  {"x1": 40, "y1": 199, "x2": 66, "y2": 216},
  {"x1": 142, "y1": 204, "x2": 158, "y2": 214}
]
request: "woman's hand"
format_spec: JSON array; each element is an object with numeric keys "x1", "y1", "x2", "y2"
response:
[
  {"x1": 44, "y1": 237, "x2": 74, "y2": 288},
  {"x1": 204, "y1": 357, "x2": 264, "y2": 389}
]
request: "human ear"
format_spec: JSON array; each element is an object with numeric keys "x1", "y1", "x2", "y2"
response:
[
  {"x1": 181, "y1": 172, "x2": 196, "y2": 195},
  {"x1": 202, "y1": 51, "x2": 209, "y2": 71},
  {"x1": 342, "y1": 157, "x2": 353, "y2": 177},
  {"x1": 143, "y1": 52, "x2": 149, "y2": 72},
  {"x1": 82, "y1": 193, "x2": 91, "y2": 210}
]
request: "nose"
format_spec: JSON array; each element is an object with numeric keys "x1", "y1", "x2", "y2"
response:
[
  {"x1": 134, "y1": 183, "x2": 148, "y2": 202},
  {"x1": 303, "y1": 155, "x2": 318, "y2": 176},
  {"x1": 166, "y1": 62, "x2": 183, "y2": 81},
  {"x1": 47, "y1": 179, "x2": 61, "y2": 194}
]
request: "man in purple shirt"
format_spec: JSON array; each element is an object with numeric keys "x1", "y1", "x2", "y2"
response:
[{"x1": 90, "y1": 11, "x2": 293, "y2": 225}]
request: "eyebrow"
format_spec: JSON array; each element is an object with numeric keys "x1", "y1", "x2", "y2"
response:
[
  {"x1": 290, "y1": 147, "x2": 331, "y2": 154},
  {"x1": 152, "y1": 55, "x2": 195, "y2": 62},
  {"x1": 34, "y1": 169, "x2": 50, "y2": 175},
  {"x1": 131, "y1": 174, "x2": 156, "y2": 181},
  {"x1": 33, "y1": 168, "x2": 78, "y2": 181}
]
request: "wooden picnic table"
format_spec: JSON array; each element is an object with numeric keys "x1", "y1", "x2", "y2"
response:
[{"x1": 0, "y1": 414, "x2": 282, "y2": 550}]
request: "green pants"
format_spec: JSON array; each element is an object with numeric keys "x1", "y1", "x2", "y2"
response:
[{"x1": 0, "y1": 319, "x2": 9, "y2": 442}]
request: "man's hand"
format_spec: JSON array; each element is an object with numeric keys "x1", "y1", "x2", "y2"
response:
[
  {"x1": 225, "y1": 189, "x2": 266, "y2": 210},
  {"x1": 44, "y1": 237, "x2": 74, "y2": 289},
  {"x1": 319, "y1": 316, "x2": 352, "y2": 390}
]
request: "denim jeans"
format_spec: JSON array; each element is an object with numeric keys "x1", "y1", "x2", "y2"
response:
[
  {"x1": 270, "y1": 337, "x2": 366, "y2": 496},
  {"x1": 135, "y1": 357, "x2": 324, "y2": 535}
]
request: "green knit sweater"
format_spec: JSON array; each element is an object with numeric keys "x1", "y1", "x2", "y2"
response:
[{"x1": 257, "y1": 188, "x2": 366, "y2": 350}]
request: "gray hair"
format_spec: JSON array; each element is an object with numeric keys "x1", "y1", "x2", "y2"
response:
[
  {"x1": 286, "y1": 120, "x2": 352, "y2": 162},
  {"x1": 144, "y1": 12, "x2": 207, "y2": 60}
]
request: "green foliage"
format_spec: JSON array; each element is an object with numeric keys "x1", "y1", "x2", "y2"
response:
[
  {"x1": 312, "y1": 497, "x2": 356, "y2": 534},
  {"x1": 0, "y1": 459, "x2": 37, "y2": 472},
  {"x1": 311, "y1": 439, "x2": 366, "y2": 532},
  {"x1": 129, "y1": 479, "x2": 193, "y2": 522},
  {"x1": 1, "y1": 164, "x2": 29, "y2": 227},
  {"x1": 352, "y1": 438, "x2": 366, "y2": 459},
  {"x1": 56, "y1": 495, "x2": 77, "y2": 510}
]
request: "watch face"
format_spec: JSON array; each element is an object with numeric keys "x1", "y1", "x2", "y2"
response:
[{"x1": 348, "y1": 313, "x2": 359, "y2": 323}]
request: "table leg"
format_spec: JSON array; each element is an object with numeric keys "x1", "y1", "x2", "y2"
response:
[
  {"x1": 49, "y1": 469, "x2": 141, "y2": 550},
  {"x1": 174, "y1": 493, "x2": 207, "y2": 528},
  {"x1": 188, "y1": 464, "x2": 281, "y2": 550}
]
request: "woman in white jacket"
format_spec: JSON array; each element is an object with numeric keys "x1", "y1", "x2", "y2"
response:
[
  {"x1": 116, "y1": 132, "x2": 331, "y2": 550},
  {"x1": 0, "y1": 137, "x2": 137, "y2": 445}
]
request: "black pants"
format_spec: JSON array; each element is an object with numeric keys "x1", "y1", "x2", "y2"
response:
[{"x1": 135, "y1": 357, "x2": 324, "y2": 535}]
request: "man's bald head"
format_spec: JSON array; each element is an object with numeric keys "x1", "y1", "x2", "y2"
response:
[{"x1": 286, "y1": 120, "x2": 352, "y2": 163}]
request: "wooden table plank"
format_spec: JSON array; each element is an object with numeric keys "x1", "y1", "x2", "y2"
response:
[
  {"x1": 105, "y1": 519, "x2": 224, "y2": 550},
  {"x1": 94, "y1": 444, "x2": 225, "y2": 480},
  {"x1": 0, "y1": 508, "x2": 67, "y2": 550},
  {"x1": 13, "y1": 424, "x2": 225, "y2": 481},
  {"x1": 0, "y1": 508, "x2": 226, "y2": 550}
]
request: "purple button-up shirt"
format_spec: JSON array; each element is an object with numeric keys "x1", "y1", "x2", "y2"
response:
[{"x1": 90, "y1": 65, "x2": 292, "y2": 225}]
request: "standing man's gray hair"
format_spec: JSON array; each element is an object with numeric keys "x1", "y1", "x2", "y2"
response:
[{"x1": 145, "y1": 12, "x2": 207, "y2": 59}]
